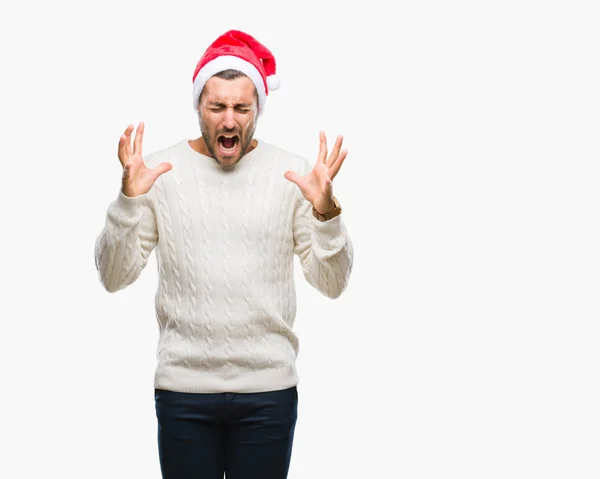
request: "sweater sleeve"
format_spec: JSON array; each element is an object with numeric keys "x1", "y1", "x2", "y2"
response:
[
  {"x1": 292, "y1": 192, "x2": 354, "y2": 299},
  {"x1": 94, "y1": 189, "x2": 158, "y2": 293}
]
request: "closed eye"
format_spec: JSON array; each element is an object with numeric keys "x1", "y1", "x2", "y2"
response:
[{"x1": 206, "y1": 103, "x2": 253, "y2": 114}]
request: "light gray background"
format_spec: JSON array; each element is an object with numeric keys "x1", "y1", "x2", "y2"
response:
[{"x1": 1, "y1": 0, "x2": 599, "y2": 478}]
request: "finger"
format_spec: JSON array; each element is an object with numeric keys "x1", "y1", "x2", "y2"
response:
[
  {"x1": 326, "y1": 135, "x2": 343, "y2": 167},
  {"x1": 117, "y1": 134, "x2": 129, "y2": 166},
  {"x1": 318, "y1": 130, "x2": 327, "y2": 164},
  {"x1": 283, "y1": 170, "x2": 302, "y2": 186},
  {"x1": 124, "y1": 124, "x2": 134, "y2": 140},
  {"x1": 153, "y1": 162, "x2": 173, "y2": 178},
  {"x1": 329, "y1": 149, "x2": 348, "y2": 180},
  {"x1": 122, "y1": 124, "x2": 134, "y2": 158},
  {"x1": 133, "y1": 122, "x2": 145, "y2": 157}
]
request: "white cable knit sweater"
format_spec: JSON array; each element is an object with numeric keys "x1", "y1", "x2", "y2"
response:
[{"x1": 94, "y1": 139, "x2": 353, "y2": 393}]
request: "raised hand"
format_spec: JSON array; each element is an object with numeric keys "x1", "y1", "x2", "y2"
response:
[
  {"x1": 283, "y1": 131, "x2": 348, "y2": 213},
  {"x1": 118, "y1": 122, "x2": 172, "y2": 198}
]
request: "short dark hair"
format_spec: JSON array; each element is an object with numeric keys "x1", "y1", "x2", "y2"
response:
[{"x1": 213, "y1": 69, "x2": 249, "y2": 81}]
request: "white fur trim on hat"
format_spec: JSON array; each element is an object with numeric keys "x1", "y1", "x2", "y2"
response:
[{"x1": 192, "y1": 55, "x2": 268, "y2": 115}]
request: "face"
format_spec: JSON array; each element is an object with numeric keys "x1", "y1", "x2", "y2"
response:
[{"x1": 197, "y1": 75, "x2": 258, "y2": 168}]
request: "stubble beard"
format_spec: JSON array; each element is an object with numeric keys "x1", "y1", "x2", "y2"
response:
[{"x1": 198, "y1": 114, "x2": 257, "y2": 168}]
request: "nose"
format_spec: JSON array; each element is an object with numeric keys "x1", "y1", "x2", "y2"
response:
[{"x1": 221, "y1": 107, "x2": 236, "y2": 130}]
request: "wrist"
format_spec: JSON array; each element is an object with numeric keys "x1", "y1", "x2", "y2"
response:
[
  {"x1": 312, "y1": 196, "x2": 342, "y2": 221},
  {"x1": 314, "y1": 198, "x2": 336, "y2": 215}
]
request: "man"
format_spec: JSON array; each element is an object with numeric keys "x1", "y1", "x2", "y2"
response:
[{"x1": 94, "y1": 29, "x2": 353, "y2": 479}]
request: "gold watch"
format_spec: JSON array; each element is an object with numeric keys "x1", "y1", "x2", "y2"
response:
[{"x1": 312, "y1": 196, "x2": 342, "y2": 221}]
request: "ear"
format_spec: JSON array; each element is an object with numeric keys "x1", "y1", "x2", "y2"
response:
[
  {"x1": 197, "y1": 86, "x2": 207, "y2": 113},
  {"x1": 254, "y1": 90, "x2": 260, "y2": 120}
]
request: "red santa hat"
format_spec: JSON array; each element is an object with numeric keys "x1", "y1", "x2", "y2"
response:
[{"x1": 192, "y1": 30, "x2": 280, "y2": 116}]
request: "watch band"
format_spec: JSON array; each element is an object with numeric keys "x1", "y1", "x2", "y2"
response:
[{"x1": 312, "y1": 196, "x2": 342, "y2": 221}]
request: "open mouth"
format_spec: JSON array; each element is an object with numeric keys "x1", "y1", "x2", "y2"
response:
[{"x1": 218, "y1": 134, "x2": 239, "y2": 153}]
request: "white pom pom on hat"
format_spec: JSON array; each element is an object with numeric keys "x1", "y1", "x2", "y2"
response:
[
  {"x1": 267, "y1": 74, "x2": 280, "y2": 91},
  {"x1": 192, "y1": 30, "x2": 280, "y2": 116}
]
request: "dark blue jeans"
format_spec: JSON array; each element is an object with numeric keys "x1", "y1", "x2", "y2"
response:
[{"x1": 154, "y1": 386, "x2": 298, "y2": 479}]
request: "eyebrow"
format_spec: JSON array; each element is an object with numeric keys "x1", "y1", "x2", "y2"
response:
[{"x1": 207, "y1": 101, "x2": 253, "y2": 108}]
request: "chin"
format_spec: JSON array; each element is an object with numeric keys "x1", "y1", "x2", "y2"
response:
[{"x1": 216, "y1": 155, "x2": 241, "y2": 168}]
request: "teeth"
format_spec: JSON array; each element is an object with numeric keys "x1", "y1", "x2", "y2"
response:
[{"x1": 219, "y1": 135, "x2": 237, "y2": 152}]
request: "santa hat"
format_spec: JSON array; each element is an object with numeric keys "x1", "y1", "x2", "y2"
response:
[{"x1": 192, "y1": 30, "x2": 280, "y2": 116}]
